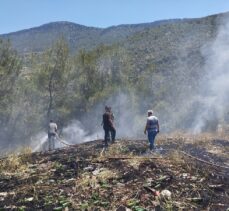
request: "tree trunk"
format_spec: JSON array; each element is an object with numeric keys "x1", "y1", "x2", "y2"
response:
[{"x1": 47, "y1": 72, "x2": 54, "y2": 121}]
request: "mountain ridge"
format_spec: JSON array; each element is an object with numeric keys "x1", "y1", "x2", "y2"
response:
[
  {"x1": 1, "y1": 11, "x2": 229, "y2": 54},
  {"x1": 0, "y1": 17, "x2": 200, "y2": 54},
  {"x1": 1, "y1": 19, "x2": 184, "y2": 36}
]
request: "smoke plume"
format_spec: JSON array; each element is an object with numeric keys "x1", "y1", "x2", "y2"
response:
[{"x1": 191, "y1": 16, "x2": 229, "y2": 133}]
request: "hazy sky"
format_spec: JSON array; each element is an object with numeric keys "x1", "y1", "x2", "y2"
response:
[{"x1": 1, "y1": 0, "x2": 229, "y2": 34}]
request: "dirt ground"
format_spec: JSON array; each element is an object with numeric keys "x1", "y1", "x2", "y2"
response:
[{"x1": 0, "y1": 133, "x2": 228, "y2": 210}]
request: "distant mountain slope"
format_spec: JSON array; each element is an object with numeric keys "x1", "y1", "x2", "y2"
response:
[
  {"x1": 1, "y1": 12, "x2": 229, "y2": 55},
  {"x1": 0, "y1": 19, "x2": 183, "y2": 54},
  {"x1": 122, "y1": 14, "x2": 219, "y2": 73}
]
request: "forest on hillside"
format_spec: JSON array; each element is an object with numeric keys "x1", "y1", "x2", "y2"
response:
[{"x1": 0, "y1": 13, "x2": 229, "y2": 152}]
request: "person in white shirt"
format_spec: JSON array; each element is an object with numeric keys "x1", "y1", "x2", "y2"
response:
[
  {"x1": 48, "y1": 120, "x2": 57, "y2": 150},
  {"x1": 144, "y1": 110, "x2": 159, "y2": 151}
]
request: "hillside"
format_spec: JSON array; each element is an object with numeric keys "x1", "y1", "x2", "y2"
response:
[
  {"x1": 0, "y1": 134, "x2": 228, "y2": 210},
  {"x1": 1, "y1": 12, "x2": 229, "y2": 56},
  {"x1": 0, "y1": 19, "x2": 182, "y2": 54},
  {"x1": 0, "y1": 11, "x2": 229, "y2": 211},
  {"x1": 0, "y1": 11, "x2": 229, "y2": 153}
]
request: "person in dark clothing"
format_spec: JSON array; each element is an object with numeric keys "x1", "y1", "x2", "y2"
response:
[
  {"x1": 108, "y1": 106, "x2": 116, "y2": 143},
  {"x1": 102, "y1": 106, "x2": 116, "y2": 147}
]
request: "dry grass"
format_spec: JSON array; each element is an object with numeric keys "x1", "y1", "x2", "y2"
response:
[
  {"x1": 0, "y1": 153, "x2": 24, "y2": 173},
  {"x1": 1, "y1": 136, "x2": 228, "y2": 210},
  {"x1": 106, "y1": 142, "x2": 132, "y2": 156},
  {"x1": 76, "y1": 173, "x2": 98, "y2": 188},
  {"x1": 96, "y1": 168, "x2": 118, "y2": 181},
  {"x1": 0, "y1": 146, "x2": 32, "y2": 174},
  {"x1": 167, "y1": 150, "x2": 185, "y2": 166},
  {"x1": 124, "y1": 158, "x2": 143, "y2": 169},
  {"x1": 76, "y1": 168, "x2": 118, "y2": 189}
]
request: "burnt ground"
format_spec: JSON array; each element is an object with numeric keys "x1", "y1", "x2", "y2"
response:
[{"x1": 0, "y1": 134, "x2": 228, "y2": 210}]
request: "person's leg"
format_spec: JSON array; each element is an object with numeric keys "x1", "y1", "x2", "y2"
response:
[
  {"x1": 108, "y1": 130, "x2": 111, "y2": 143},
  {"x1": 48, "y1": 133, "x2": 51, "y2": 151},
  {"x1": 148, "y1": 131, "x2": 157, "y2": 150},
  {"x1": 50, "y1": 135, "x2": 53, "y2": 150},
  {"x1": 110, "y1": 127, "x2": 116, "y2": 143},
  {"x1": 104, "y1": 128, "x2": 109, "y2": 147},
  {"x1": 151, "y1": 131, "x2": 157, "y2": 150},
  {"x1": 148, "y1": 132, "x2": 153, "y2": 150},
  {"x1": 52, "y1": 135, "x2": 55, "y2": 150}
]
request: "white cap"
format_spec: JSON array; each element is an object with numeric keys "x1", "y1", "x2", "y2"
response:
[{"x1": 147, "y1": 110, "x2": 153, "y2": 114}]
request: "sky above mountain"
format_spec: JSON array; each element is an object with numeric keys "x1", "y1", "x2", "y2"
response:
[{"x1": 1, "y1": 0, "x2": 229, "y2": 34}]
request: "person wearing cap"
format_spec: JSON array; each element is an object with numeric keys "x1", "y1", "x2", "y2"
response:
[{"x1": 144, "y1": 110, "x2": 160, "y2": 151}]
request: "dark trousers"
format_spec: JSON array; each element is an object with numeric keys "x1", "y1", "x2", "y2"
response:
[
  {"x1": 104, "y1": 127, "x2": 116, "y2": 147},
  {"x1": 110, "y1": 127, "x2": 116, "y2": 142}
]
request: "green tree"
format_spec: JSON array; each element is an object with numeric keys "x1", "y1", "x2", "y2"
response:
[
  {"x1": 0, "y1": 39, "x2": 21, "y2": 123},
  {"x1": 0, "y1": 39, "x2": 21, "y2": 147},
  {"x1": 35, "y1": 38, "x2": 70, "y2": 123}
]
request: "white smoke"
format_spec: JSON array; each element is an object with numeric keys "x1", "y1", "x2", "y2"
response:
[
  {"x1": 106, "y1": 92, "x2": 146, "y2": 138},
  {"x1": 192, "y1": 16, "x2": 229, "y2": 133},
  {"x1": 61, "y1": 92, "x2": 146, "y2": 146},
  {"x1": 30, "y1": 132, "x2": 48, "y2": 152},
  {"x1": 62, "y1": 120, "x2": 102, "y2": 144},
  {"x1": 30, "y1": 131, "x2": 66, "y2": 152},
  {"x1": 31, "y1": 120, "x2": 103, "y2": 152},
  {"x1": 32, "y1": 19, "x2": 229, "y2": 148}
]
